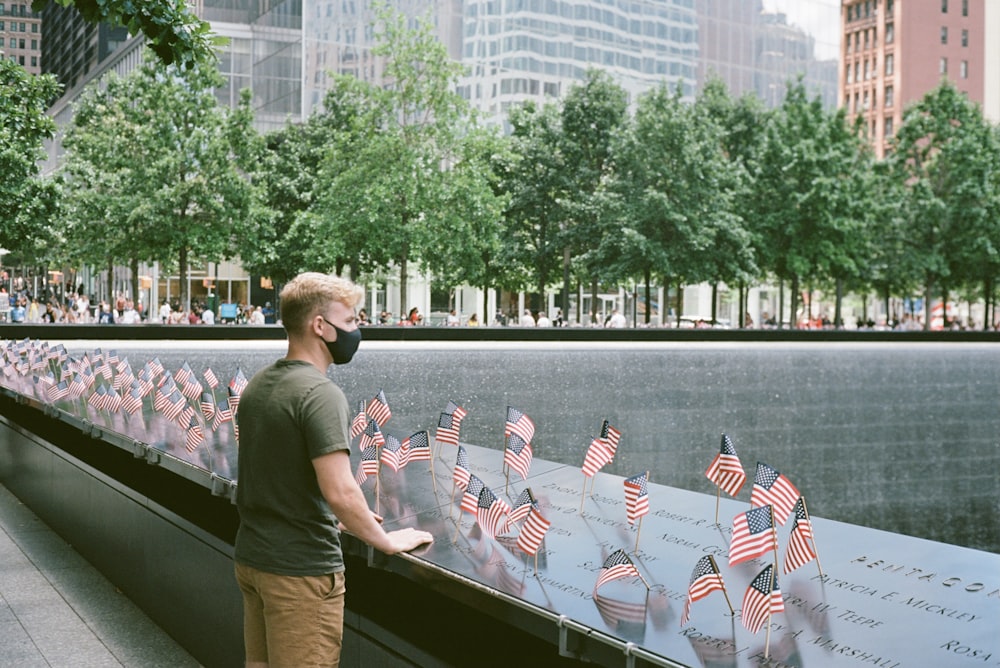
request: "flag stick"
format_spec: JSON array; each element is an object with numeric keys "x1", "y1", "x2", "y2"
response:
[
  {"x1": 589, "y1": 474, "x2": 597, "y2": 496},
  {"x1": 764, "y1": 566, "x2": 775, "y2": 658},
  {"x1": 579, "y1": 474, "x2": 587, "y2": 513},
  {"x1": 374, "y1": 463, "x2": 381, "y2": 517},
  {"x1": 505, "y1": 466, "x2": 511, "y2": 497},
  {"x1": 801, "y1": 496, "x2": 824, "y2": 576},
  {"x1": 428, "y1": 457, "x2": 438, "y2": 495},
  {"x1": 770, "y1": 505, "x2": 779, "y2": 565},
  {"x1": 634, "y1": 515, "x2": 644, "y2": 553},
  {"x1": 714, "y1": 485, "x2": 721, "y2": 525},
  {"x1": 534, "y1": 551, "x2": 539, "y2": 576},
  {"x1": 634, "y1": 566, "x2": 651, "y2": 591},
  {"x1": 709, "y1": 555, "x2": 735, "y2": 615},
  {"x1": 449, "y1": 482, "x2": 457, "y2": 520}
]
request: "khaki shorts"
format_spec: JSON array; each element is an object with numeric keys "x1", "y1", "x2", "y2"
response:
[{"x1": 235, "y1": 562, "x2": 346, "y2": 667}]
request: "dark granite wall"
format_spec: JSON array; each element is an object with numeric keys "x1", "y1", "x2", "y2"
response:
[{"x1": 65, "y1": 340, "x2": 1000, "y2": 553}]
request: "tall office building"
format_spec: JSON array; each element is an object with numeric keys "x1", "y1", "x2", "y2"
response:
[
  {"x1": 698, "y1": 0, "x2": 839, "y2": 109},
  {"x1": 39, "y1": 2, "x2": 126, "y2": 88},
  {"x1": 840, "y1": 0, "x2": 985, "y2": 157},
  {"x1": 0, "y1": 1, "x2": 43, "y2": 75}
]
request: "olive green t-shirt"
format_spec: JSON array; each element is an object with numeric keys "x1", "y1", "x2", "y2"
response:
[{"x1": 234, "y1": 359, "x2": 351, "y2": 576}]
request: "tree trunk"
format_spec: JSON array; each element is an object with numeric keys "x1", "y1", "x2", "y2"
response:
[
  {"x1": 178, "y1": 246, "x2": 189, "y2": 312},
  {"x1": 986, "y1": 276, "x2": 994, "y2": 330},
  {"x1": 790, "y1": 275, "x2": 799, "y2": 329},
  {"x1": 834, "y1": 277, "x2": 843, "y2": 329},
  {"x1": 778, "y1": 279, "x2": 785, "y2": 329},
  {"x1": 644, "y1": 268, "x2": 652, "y2": 325},
  {"x1": 923, "y1": 279, "x2": 933, "y2": 331},
  {"x1": 675, "y1": 280, "x2": 682, "y2": 327},
  {"x1": 884, "y1": 286, "x2": 891, "y2": 328},
  {"x1": 130, "y1": 257, "x2": 139, "y2": 308},
  {"x1": 738, "y1": 282, "x2": 746, "y2": 329},
  {"x1": 710, "y1": 283, "x2": 718, "y2": 325},
  {"x1": 399, "y1": 251, "x2": 408, "y2": 322},
  {"x1": 590, "y1": 277, "x2": 599, "y2": 325},
  {"x1": 562, "y1": 247, "x2": 571, "y2": 322}
]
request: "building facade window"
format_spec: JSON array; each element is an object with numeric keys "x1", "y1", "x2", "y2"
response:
[
  {"x1": 961, "y1": 29, "x2": 968, "y2": 47},
  {"x1": 941, "y1": 0, "x2": 947, "y2": 12},
  {"x1": 940, "y1": 57, "x2": 948, "y2": 74},
  {"x1": 887, "y1": 0, "x2": 894, "y2": 15},
  {"x1": 962, "y1": 0, "x2": 968, "y2": 16},
  {"x1": 847, "y1": 63, "x2": 853, "y2": 84},
  {"x1": 885, "y1": 23, "x2": 894, "y2": 44},
  {"x1": 960, "y1": 60, "x2": 968, "y2": 79},
  {"x1": 885, "y1": 116, "x2": 894, "y2": 137},
  {"x1": 885, "y1": 85, "x2": 893, "y2": 106},
  {"x1": 941, "y1": 26, "x2": 948, "y2": 44},
  {"x1": 885, "y1": 53, "x2": 894, "y2": 75}
]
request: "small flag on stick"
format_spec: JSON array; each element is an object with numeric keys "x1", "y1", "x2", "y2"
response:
[{"x1": 751, "y1": 462, "x2": 800, "y2": 525}]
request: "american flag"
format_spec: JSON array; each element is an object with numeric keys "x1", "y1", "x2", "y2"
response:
[
  {"x1": 229, "y1": 368, "x2": 248, "y2": 396},
  {"x1": 681, "y1": 555, "x2": 726, "y2": 626},
  {"x1": 505, "y1": 406, "x2": 535, "y2": 444},
  {"x1": 741, "y1": 564, "x2": 784, "y2": 634},
  {"x1": 88, "y1": 384, "x2": 110, "y2": 411},
  {"x1": 161, "y1": 390, "x2": 187, "y2": 422},
  {"x1": 175, "y1": 402, "x2": 196, "y2": 429},
  {"x1": 106, "y1": 350, "x2": 120, "y2": 366},
  {"x1": 349, "y1": 400, "x2": 367, "y2": 439},
  {"x1": 367, "y1": 389, "x2": 391, "y2": 425},
  {"x1": 402, "y1": 430, "x2": 431, "y2": 465},
  {"x1": 94, "y1": 358, "x2": 112, "y2": 381},
  {"x1": 227, "y1": 385, "x2": 241, "y2": 414},
  {"x1": 112, "y1": 360, "x2": 134, "y2": 391},
  {"x1": 212, "y1": 397, "x2": 234, "y2": 431},
  {"x1": 181, "y1": 376, "x2": 203, "y2": 401},
  {"x1": 360, "y1": 420, "x2": 386, "y2": 450},
  {"x1": 147, "y1": 357, "x2": 165, "y2": 378},
  {"x1": 185, "y1": 416, "x2": 204, "y2": 453},
  {"x1": 355, "y1": 445, "x2": 380, "y2": 485},
  {"x1": 783, "y1": 497, "x2": 816, "y2": 574},
  {"x1": 435, "y1": 412, "x2": 461, "y2": 446},
  {"x1": 105, "y1": 387, "x2": 123, "y2": 413},
  {"x1": 46, "y1": 380, "x2": 70, "y2": 403},
  {"x1": 506, "y1": 488, "x2": 536, "y2": 525},
  {"x1": 704, "y1": 433, "x2": 746, "y2": 497},
  {"x1": 202, "y1": 367, "x2": 219, "y2": 390},
  {"x1": 751, "y1": 462, "x2": 800, "y2": 525},
  {"x1": 380, "y1": 435, "x2": 405, "y2": 473},
  {"x1": 444, "y1": 400, "x2": 468, "y2": 421},
  {"x1": 581, "y1": 419, "x2": 621, "y2": 477},
  {"x1": 594, "y1": 549, "x2": 641, "y2": 593},
  {"x1": 174, "y1": 362, "x2": 194, "y2": 385},
  {"x1": 136, "y1": 367, "x2": 154, "y2": 397},
  {"x1": 122, "y1": 385, "x2": 144, "y2": 415},
  {"x1": 476, "y1": 485, "x2": 509, "y2": 539},
  {"x1": 453, "y1": 445, "x2": 471, "y2": 489},
  {"x1": 504, "y1": 433, "x2": 533, "y2": 481},
  {"x1": 515, "y1": 506, "x2": 551, "y2": 556},
  {"x1": 461, "y1": 475, "x2": 485, "y2": 515},
  {"x1": 200, "y1": 392, "x2": 216, "y2": 422},
  {"x1": 729, "y1": 505, "x2": 777, "y2": 567},
  {"x1": 624, "y1": 472, "x2": 650, "y2": 525}
]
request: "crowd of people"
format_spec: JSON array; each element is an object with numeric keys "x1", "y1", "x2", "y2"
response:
[{"x1": 0, "y1": 285, "x2": 280, "y2": 326}]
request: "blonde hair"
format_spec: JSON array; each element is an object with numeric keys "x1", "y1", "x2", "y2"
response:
[{"x1": 280, "y1": 272, "x2": 364, "y2": 336}]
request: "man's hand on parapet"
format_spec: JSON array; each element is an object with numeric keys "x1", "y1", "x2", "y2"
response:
[{"x1": 384, "y1": 528, "x2": 434, "y2": 554}]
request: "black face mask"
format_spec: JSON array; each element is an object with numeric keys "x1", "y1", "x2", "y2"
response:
[{"x1": 322, "y1": 318, "x2": 362, "y2": 365}]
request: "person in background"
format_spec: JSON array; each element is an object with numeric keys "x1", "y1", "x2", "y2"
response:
[
  {"x1": 234, "y1": 272, "x2": 432, "y2": 667},
  {"x1": 467, "y1": 313, "x2": 480, "y2": 327}
]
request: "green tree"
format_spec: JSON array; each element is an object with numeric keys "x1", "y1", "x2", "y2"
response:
[
  {"x1": 32, "y1": 0, "x2": 222, "y2": 68},
  {"x1": 0, "y1": 59, "x2": 61, "y2": 260},
  {"x1": 890, "y1": 81, "x2": 1000, "y2": 330},
  {"x1": 309, "y1": 6, "x2": 475, "y2": 314},
  {"x1": 61, "y1": 53, "x2": 261, "y2": 308}
]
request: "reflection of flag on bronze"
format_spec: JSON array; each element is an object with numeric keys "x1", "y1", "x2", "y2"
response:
[
  {"x1": 624, "y1": 472, "x2": 650, "y2": 525},
  {"x1": 783, "y1": 497, "x2": 816, "y2": 573},
  {"x1": 594, "y1": 549, "x2": 641, "y2": 593},
  {"x1": 594, "y1": 592, "x2": 648, "y2": 630},
  {"x1": 582, "y1": 419, "x2": 621, "y2": 477},
  {"x1": 681, "y1": 556, "x2": 726, "y2": 626},
  {"x1": 460, "y1": 475, "x2": 485, "y2": 515},
  {"x1": 367, "y1": 389, "x2": 391, "y2": 425},
  {"x1": 504, "y1": 433, "x2": 533, "y2": 481},
  {"x1": 355, "y1": 445, "x2": 379, "y2": 485},
  {"x1": 515, "y1": 506, "x2": 551, "y2": 556},
  {"x1": 741, "y1": 564, "x2": 784, "y2": 634},
  {"x1": 453, "y1": 445, "x2": 471, "y2": 489},
  {"x1": 751, "y1": 462, "x2": 800, "y2": 525},
  {"x1": 360, "y1": 420, "x2": 385, "y2": 450},
  {"x1": 350, "y1": 400, "x2": 367, "y2": 439},
  {"x1": 705, "y1": 433, "x2": 746, "y2": 497},
  {"x1": 380, "y1": 435, "x2": 404, "y2": 473},
  {"x1": 729, "y1": 505, "x2": 776, "y2": 567},
  {"x1": 401, "y1": 430, "x2": 431, "y2": 465},
  {"x1": 476, "y1": 485, "x2": 509, "y2": 539},
  {"x1": 505, "y1": 406, "x2": 535, "y2": 443}
]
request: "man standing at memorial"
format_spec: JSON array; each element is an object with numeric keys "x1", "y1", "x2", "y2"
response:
[{"x1": 234, "y1": 272, "x2": 433, "y2": 667}]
